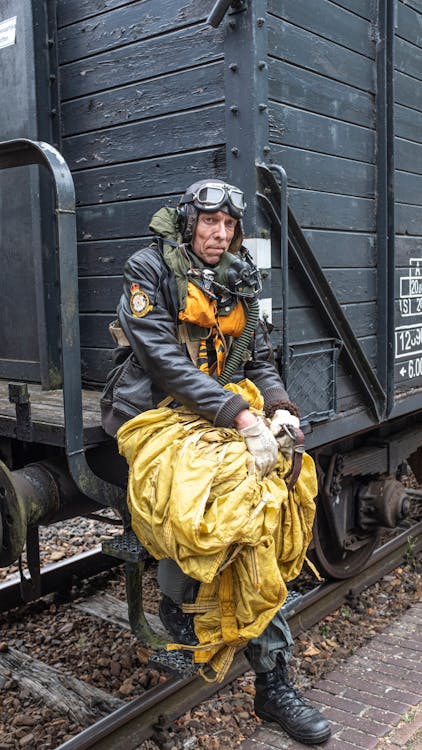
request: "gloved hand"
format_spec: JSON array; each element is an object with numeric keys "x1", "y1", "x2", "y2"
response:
[
  {"x1": 238, "y1": 416, "x2": 279, "y2": 478},
  {"x1": 269, "y1": 409, "x2": 301, "y2": 460}
]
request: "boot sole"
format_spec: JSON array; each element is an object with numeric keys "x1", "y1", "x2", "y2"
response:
[{"x1": 255, "y1": 708, "x2": 331, "y2": 745}]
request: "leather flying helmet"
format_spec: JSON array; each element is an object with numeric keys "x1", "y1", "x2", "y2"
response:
[{"x1": 177, "y1": 178, "x2": 245, "y2": 252}]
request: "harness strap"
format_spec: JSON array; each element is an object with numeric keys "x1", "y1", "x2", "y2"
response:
[
  {"x1": 109, "y1": 320, "x2": 130, "y2": 347},
  {"x1": 286, "y1": 427, "x2": 305, "y2": 490},
  {"x1": 177, "y1": 322, "x2": 201, "y2": 365}
]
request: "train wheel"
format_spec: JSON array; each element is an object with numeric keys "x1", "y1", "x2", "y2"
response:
[{"x1": 312, "y1": 503, "x2": 379, "y2": 580}]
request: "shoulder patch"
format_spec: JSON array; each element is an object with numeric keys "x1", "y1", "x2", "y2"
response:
[{"x1": 129, "y1": 283, "x2": 153, "y2": 318}]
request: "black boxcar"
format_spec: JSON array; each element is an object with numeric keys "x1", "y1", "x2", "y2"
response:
[{"x1": 0, "y1": 0, "x2": 421, "y2": 586}]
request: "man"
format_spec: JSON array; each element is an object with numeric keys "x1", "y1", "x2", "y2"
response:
[{"x1": 101, "y1": 179, "x2": 331, "y2": 745}]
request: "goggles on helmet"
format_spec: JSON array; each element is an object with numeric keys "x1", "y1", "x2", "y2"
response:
[{"x1": 187, "y1": 182, "x2": 245, "y2": 218}]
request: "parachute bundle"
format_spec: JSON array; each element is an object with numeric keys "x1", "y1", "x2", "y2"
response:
[{"x1": 117, "y1": 380, "x2": 317, "y2": 682}]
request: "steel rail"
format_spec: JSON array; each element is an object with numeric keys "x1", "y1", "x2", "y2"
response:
[
  {"x1": 54, "y1": 522, "x2": 422, "y2": 750},
  {"x1": 288, "y1": 521, "x2": 422, "y2": 636},
  {"x1": 0, "y1": 546, "x2": 120, "y2": 612}
]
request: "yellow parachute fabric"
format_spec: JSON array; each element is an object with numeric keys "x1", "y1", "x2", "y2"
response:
[{"x1": 117, "y1": 379, "x2": 317, "y2": 681}]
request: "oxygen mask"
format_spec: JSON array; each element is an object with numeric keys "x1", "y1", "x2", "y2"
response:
[{"x1": 225, "y1": 257, "x2": 262, "y2": 297}]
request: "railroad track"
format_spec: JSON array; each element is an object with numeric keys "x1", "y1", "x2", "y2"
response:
[
  {"x1": 0, "y1": 546, "x2": 120, "y2": 613},
  {"x1": 2, "y1": 522, "x2": 418, "y2": 750}
]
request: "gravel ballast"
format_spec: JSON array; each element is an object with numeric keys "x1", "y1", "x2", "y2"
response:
[{"x1": 0, "y1": 515, "x2": 421, "y2": 749}]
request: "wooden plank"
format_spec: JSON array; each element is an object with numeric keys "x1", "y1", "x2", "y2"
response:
[
  {"x1": 76, "y1": 197, "x2": 169, "y2": 242},
  {"x1": 331, "y1": 301, "x2": 377, "y2": 337},
  {"x1": 325, "y1": 336, "x2": 378, "y2": 409},
  {"x1": 272, "y1": 270, "x2": 344, "y2": 309},
  {"x1": 301, "y1": 230, "x2": 376, "y2": 267},
  {"x1": 396, "y1": 170, "x2": 422, "y2": 205},
  {"x1": 59, "y1": 25, "x2": 222, "y2": 100},
  {"x1": 0, "y1": 381, "x2": 102, "y2": 428},
  {"x1": 82, "y1": 348, "x2": 114, "y2": 384},
  {"x1": 268, "y1": 0, "x2": 374, "y2": 57},
  {"x1": 336, "y1": 359, "x2": 367, "y2": 398},
  {"x1": 0, "y1": 382, "x2": 100, "y2": 409},
  {"x1": 358, "y1": 335, "x2": 377, "y2": 362},
  {"x1": 62, "y1": 62, "x2": 224, "y2": 136},
  {"x1": 0, "y1": 402, "x2": 100, "y2": 429},
  {"x1": 273, "y1": 301, "x2": 377, "y2": 340},
  {"x1": 395, "y1": 137, "x2": 422, "y2": 174},
  {"x1": 394, "y1": 361, "x2": 422, "y2": 390},
  {"x1": 272, "y1": 267, "x2": 377, "y2": 306},
  {"x1": 395, "y1": 235, "x2": 422, "y2": 264},
  {"x1": 0, "y1": 647, "x2": 123, "y2": 722},
  {"x1": 325, "y1": 0, "x2": 373, "y2": 20},
  {"x1": 337, "y1": 388, "x2": 365, "y2": 412},
  {"x1": 272, "y1": 309, "x2": 328, "y2": 343},
  {"x1": 0, "y1": 360, "x2": 40, "y2": 382},
  {"x1": 58, "y1": 0, "x2": 209, "y2": 64},
  {"x1": 395, "y1": 71, "x2": 422, "y2": 111},
  {"x1": 80, "y1": 314, "x2": 117, "y2": 348},
  {"x1": 73, "y1": 148, "x2": 225, "y2": 208},
  {"x1": 57, "y1": 0, "x2": 140, "y2": 28},
  {"x1": 73, "y1": 591, "x2": 168, "y2": 638},
  {"x1": 324, "y1": 269, "x2": 377, "y2": 303},
  {"x1": 396, "y1": 203, "x2": 422, "y2": 235},
  {"x1": 288, "y1": 189, "x2": 375, "y2": 232},
  {"x1": 397, "y1": 0, "x2": 422, "y2": 47},
  {"x1": 79, "y1": 277, "x2": 122, "y2": 312},
  {"x1": 271, "y1": 144, "x2": 375, "y2": 198},
  {"x1": 331, "y1": 339, "x2": 378, "y2": 412},
  {"x1": 267, "y1": 17, "x2": 374, "y2": 93},
  {"x1": 78, "y1": 239, "x2": 141, "y2": 276},
  {"x1": 396, "y1": 36, "x2": 422, "y2": 81},
  {"x1": 270, "y1": 103, "x2": 375, "y2": 163},
  {"x1": 399, "y1": 0, "x2": 422, "y2": 16},
  {"x1": 63, "y1": 105, "x2": 225, "y2": 170},
  {"x1": 395, "y1": 104, "x2": 422, "y2": 144},
  {"x1": 268, "y1": 59, "x2": 374, "y2": 127}
]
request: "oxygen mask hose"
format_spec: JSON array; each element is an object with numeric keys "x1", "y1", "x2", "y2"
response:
[{"x1": 217, "y1": 297, "x2": 260, "y2": 385}]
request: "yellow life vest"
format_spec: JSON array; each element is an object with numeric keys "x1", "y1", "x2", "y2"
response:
[{"x1": 178, "y1": 281, "x2": 247, "y2": 376}]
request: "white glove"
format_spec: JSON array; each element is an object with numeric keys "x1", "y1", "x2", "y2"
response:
[
  {"x1": 270, "y1": 409, "x2": 301, "y2": 460},
  {"x1": 238, "y1": 417, "x2": 279, "y2": 478}
]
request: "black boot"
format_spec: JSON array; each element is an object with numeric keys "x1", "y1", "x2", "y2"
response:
[
  {"x1": 254, "y1": 658, "x2": 331, "y2": 745},
  {"x1": 159, "y1": 595, "x2": 198, "y2": 646}
]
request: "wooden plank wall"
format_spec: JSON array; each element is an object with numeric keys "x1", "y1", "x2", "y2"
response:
[
  {"x1": 266, "y1": 0, "x2": 377, "y2": 411},
  {"x1": 56, "y1": 0, "x2": 225, "y2": 383},
  {"x1": 393, "y1": 0, "x2": 422, "y2": 393}
]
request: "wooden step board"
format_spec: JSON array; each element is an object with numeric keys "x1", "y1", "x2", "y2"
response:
[{"x1": 0, "y1": 379, "x2": 106, "y2": 445}]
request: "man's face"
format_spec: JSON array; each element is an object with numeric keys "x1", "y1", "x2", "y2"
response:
[{"x1": 192, "y1": 210, "x2": 237, "y2": 265}]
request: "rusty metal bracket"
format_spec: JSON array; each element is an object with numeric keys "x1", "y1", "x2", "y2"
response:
[
  {"x1": 18, "y1": 526, "x2": 41, "y2": 602},
  {"x1": 8, "y1": 382, "x2": 33, "y2": 442}
]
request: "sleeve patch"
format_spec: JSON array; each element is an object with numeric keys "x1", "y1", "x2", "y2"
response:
[{"x1": 130, "y1": 283, "x2": 153, "y2": 317}]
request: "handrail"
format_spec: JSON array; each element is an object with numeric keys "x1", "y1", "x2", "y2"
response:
[
  {"x1": 268, "y1": 164, "x2": 289, "y2": 385},
  {"x1": 0, "y1": 139, "x2": 126, "y2": 511},
  {"x1": 257, "y1": 164, "x2": 387, "y2": 422},
  {"x1": 207, "y1": 0, "x2": 246, "y2": 28}
]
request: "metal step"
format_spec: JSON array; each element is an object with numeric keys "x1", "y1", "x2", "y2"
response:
[{"x1": 102, "y1": 529, "x2": 151, "y2": 563}]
